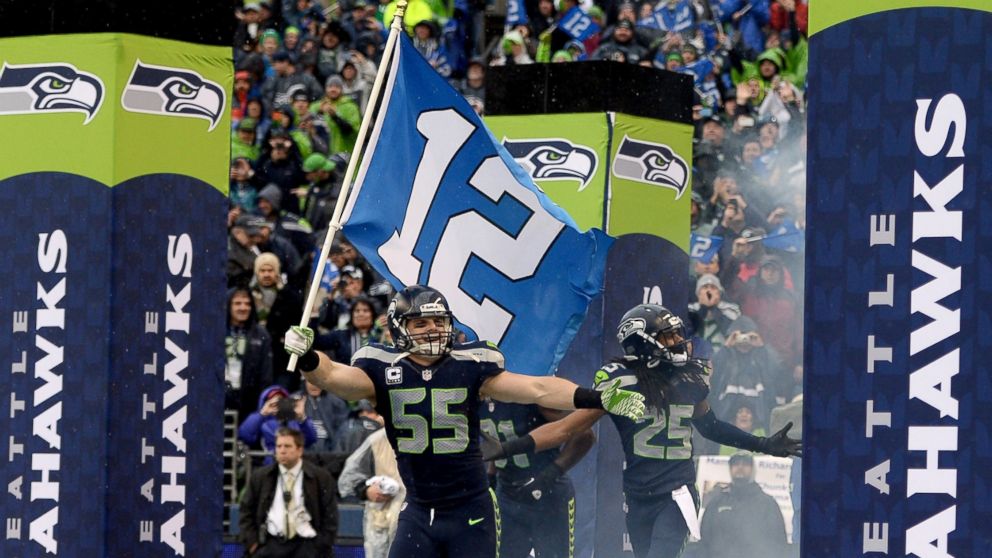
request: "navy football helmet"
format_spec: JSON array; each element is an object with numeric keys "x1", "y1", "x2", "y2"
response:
[
  {"x1": 617, "y1": 304, "x2": 691, "y2": 367},
  {"x1": 387, "y1": 285, "x2": 455, "y2": 356}
]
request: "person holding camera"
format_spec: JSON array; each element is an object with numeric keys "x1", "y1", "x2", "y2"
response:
[
  {"x1": 710, "y1": 316, "x2": 788, "y2": 430},
  {"x1": 239, "y1": 386, "x2": 319, "y2": 463}
]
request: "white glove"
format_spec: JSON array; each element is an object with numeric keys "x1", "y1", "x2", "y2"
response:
[{"x1": 284, "y1": 325, "x2": 314, "y2": 356}]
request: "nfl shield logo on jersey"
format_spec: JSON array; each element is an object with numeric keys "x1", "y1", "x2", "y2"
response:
[
  {"x1": 422, "y1": 368, "x2": 433, "y2": 381},
  {"x1": 386, "y1": 366, "x2": 403, "y2": 385}
]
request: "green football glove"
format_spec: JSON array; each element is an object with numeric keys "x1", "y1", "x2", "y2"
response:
[
  {"x1": 284, "y1": 325, "x2": 315, "y2": 357},
  {"x1": 600, "y1": 378, "x2": 646, "y2": 422}
]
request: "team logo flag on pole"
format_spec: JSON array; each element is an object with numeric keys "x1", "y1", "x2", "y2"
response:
[{"x1": 341, "y1": 34, "x2": 613, "y2": 375}]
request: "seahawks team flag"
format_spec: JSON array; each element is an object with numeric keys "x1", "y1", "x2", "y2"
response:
[{"x1": 341, "y1": 33, "x2": 613, "y2": 375}]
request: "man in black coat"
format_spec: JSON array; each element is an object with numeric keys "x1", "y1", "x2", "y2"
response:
[
  {"x1": 240, "y1": 428, "x2": 339, "y2": 557},
  {"x1": 700, "y1": 452, "x2": 789, "y2": 558}
]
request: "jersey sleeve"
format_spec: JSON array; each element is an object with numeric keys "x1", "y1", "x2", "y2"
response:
[{"x1": 593, "y1": 362, "x2": 624, "y2": 391}]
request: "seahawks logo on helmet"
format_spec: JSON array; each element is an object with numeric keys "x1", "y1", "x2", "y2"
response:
[
  {"x1": 617, "y1": 317, "x2": 647, "y2": 343},
  {"x1": 121, "y1": 60, "x2": 225, "y2": 131},
  {"x1": 502, "y1": 138, "x2": 599, "y2": 192},
  {"x1": 612, "y1": 135, "x2": 689, "y2": 199},
  {"x1": 0, "y1": 63, "x2": 105, "y2": 124}
]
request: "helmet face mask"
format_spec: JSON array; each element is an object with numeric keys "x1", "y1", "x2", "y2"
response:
[
  {"x1": 617, "y1": 304, "x2": 691, "y2": 368},
  {"x1": 387, "y1": 286, "x2": 455, "y2": 357}
]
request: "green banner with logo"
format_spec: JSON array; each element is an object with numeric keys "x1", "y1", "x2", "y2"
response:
[
  {"x1": 0, "y1": 33, "x2": 230, "y2": 193},
  {"x1": 486, "y1": 113, "x2": 609, "y2": 231},
  {"x1": 609, "y1": 113, "x2": 693, "y2": 251},
  {"x1": 0, "y1": 33, "x2": 229, "y2": 556}
]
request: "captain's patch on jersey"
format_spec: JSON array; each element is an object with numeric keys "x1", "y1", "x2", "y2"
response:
[{"x1": 385, "y1": 366, "x2": 403, "y2": 385}]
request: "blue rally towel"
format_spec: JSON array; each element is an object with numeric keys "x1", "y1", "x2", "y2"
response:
[{"x1": 341, "y1": 34, "x2": 613, "y2": 375}]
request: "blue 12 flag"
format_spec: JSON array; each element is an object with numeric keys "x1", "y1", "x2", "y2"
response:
[{"x1": 341, "y1": 34, "x2": 613, "y2": 375}]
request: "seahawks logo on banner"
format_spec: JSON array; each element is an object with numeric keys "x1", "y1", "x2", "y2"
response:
[
  {"x1": 121, "y1": 60, "x2": 226, "y2": 130},
  {"x1": 502, "y1": 138, "x2": 599, "y2": 191},
  {"x1": 612, "y1": 135, "x2": 689, "y2": 199},
  {"x1": 0, "y1": 62, "x2": 104, "y2": 123}
]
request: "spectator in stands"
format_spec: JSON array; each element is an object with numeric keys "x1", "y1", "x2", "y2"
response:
[
  {"x1": 298, "y1": 153, "x2": 339, "y2": 233},
  {"x1": 718, "y1": 401, "x2": 766, "y2": 455},
  {"x1": 492, "y1": 30, "x2": 534, "y2": 66},
  {"x1": 458, "y1": 58, "x2": 486, "y2": 101},
  {"x1": 233, "y1": 118, "x2": 262, "y2": 162},
  {"x1": 239, "y1": 427, "x2": 339, "y2": 557},
  {"x1": 740, "y1": 254, "x2": 802, "y2": 368},
  {"x1": 228, "y1": 215, "x2": 261, "y2": 288},
  {"x1": 252, "y1": 219, "x2": 303, "y2": 285},
  {"x1": 318, "y1": 265, "x2": 366, "y2": 331},
  {"x1": 334, "y1": 399, "x2": 383, "y2": 454},
  {"x1": 301, "y1": 377, "x2": 351, "y2": 452},
  {"x1": 593, "y1": 20, "x2": 647, "y2": 63},
  {"x1": 317, "y1": 23, "x2": 350, "y2": 83},
  {"x1": 248, "y1": 247, "x2": 305, "y2": 380},
  {"x1": 239, "y1": 386, "x2": 318, "y2": 452},
  {"x1": 257, "y1": 129, "x2": 306, "y2": 204},
  {"x1": 226, "y1": 287, "x2": 274, "y2": 423},
  {"x1": 256, "y1": 182, "x2": 315, "y2": 259},
  {"x1": 710, "y1": 316, "x2": 786, "y2": 428},
  {"x1": 688, "y1": 273, "x2": 741, "y2": 351},
  {"x1": 337, "y1": 427, "x2": 404, "y2": 558},
  {"x1": 339, "y1": 58, "x2": 374, "y2": 114},
  {"x1": 312, "y1": 75, "x2": 362, "y2": 155},
  {"x1": 315, "y1": 297, "x2": 385, "y2": 364},
  {"x1": 262, "y1": 51, "x2": 323, "y2": 115},
  {"x1": 700, "y1": 452, "x2": 788, "y2": 558},
  {"x1": 230, "y1": 157, "x2": 262, "y2": 212}
]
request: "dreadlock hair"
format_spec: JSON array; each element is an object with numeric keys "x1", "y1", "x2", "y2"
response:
[{"x1": 624, "y1": 357, "x2": 711, "y2": 416}]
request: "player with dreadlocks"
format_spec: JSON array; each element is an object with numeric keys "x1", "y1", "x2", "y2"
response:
[{"x1": 484, "y1": 304, "x2": 801, "y2": 558}]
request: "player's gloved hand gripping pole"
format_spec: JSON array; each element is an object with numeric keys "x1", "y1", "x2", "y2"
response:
[{"x1": 285, "y1": 0, "x2": 412, "y2": 373}]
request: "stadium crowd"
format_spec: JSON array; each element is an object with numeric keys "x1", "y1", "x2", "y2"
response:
[{"x1": 224, "y1": 0, "x2": 807, "y2": 555}]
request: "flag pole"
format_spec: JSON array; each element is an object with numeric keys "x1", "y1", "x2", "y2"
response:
[{"x1": 288, "y1": 0, "x2": 408, "y2": 372}]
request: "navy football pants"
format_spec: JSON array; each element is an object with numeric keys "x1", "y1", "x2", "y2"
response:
[
  {"x1": 496, "y1": 477, "x2": 575, "y2": 558},
  {"x1": 388, "y1": 489, "x2": 498, "y2": 558},
  {"x1": 625, "y1": 485, "x2": 699, "y2": 558}
]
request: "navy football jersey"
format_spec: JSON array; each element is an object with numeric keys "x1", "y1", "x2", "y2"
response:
[
  {"x1": 479, "y1": 401, "x2": 561, "y2": 484},
  {"x1": 594, "y1": 360, "x2": 710, "y2": 496},
  {"x1": 353, "y1": 340, "x2": 504, "y2": 507}
]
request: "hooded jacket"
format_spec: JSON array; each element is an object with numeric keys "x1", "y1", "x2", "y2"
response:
[{"x1": 238, "y1": 385, "x2": 319, "y2": 454}]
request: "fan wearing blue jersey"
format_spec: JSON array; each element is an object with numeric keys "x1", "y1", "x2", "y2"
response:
[
  {"x1": 484, "y1": 304, "x2": 801, "y2": 558},
  {"x1": 283, "y1": 285, "x2": 646, "y2": 558},
  {"x1": 480, "y1": 401, "x2": 594, "y2": 558}
]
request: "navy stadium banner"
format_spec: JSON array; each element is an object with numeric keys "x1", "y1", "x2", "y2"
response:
[
  {"x1": 0, "y1": 34, "x2": 229, "y2": 556},
  {"x1": 806, "y1": 3, "x2": 992, "y2": 557}
]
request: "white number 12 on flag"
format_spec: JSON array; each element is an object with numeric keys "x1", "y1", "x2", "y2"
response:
[{"x1": 378, "y1": 108, "x2": 565, "y2": 344}]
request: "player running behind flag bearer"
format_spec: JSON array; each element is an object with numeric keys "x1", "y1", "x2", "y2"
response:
[
  {"x1": 484, "y1": 304, "x2": 801, "y2": 558},
  {"x1": 284, "y1": 285, "x2": 646, "y2": 558},
  {"x1": 480, "y1": 400, "x2": 595, "y2": 558}
]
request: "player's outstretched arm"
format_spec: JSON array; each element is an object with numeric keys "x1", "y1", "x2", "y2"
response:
[
  {"x1": 480, "y1": 371, "x2": 644, "y2": 421},
  {"x1": 692, "y1": 400, "x2": 802, "y2": 457},
  {"x1": 285, "y1": 326, "x2": 376, "y2": 401},
  {"x1": 482, "y1": 408, "x2": 605, "y2": 460}
]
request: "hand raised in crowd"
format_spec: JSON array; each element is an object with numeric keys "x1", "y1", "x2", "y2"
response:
[
  {"x1": 778, "y1": 0, "x2": 796, "y2": 12},
  {"x1": 260, "y1": 397, "x2": 281, "y2": 417},
  {"x1": 736, "y1": 81, "x2": 752, "y2": 104},
  {"x1": 228, "y1": 206, "x2": 242, "y2": 228}
]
